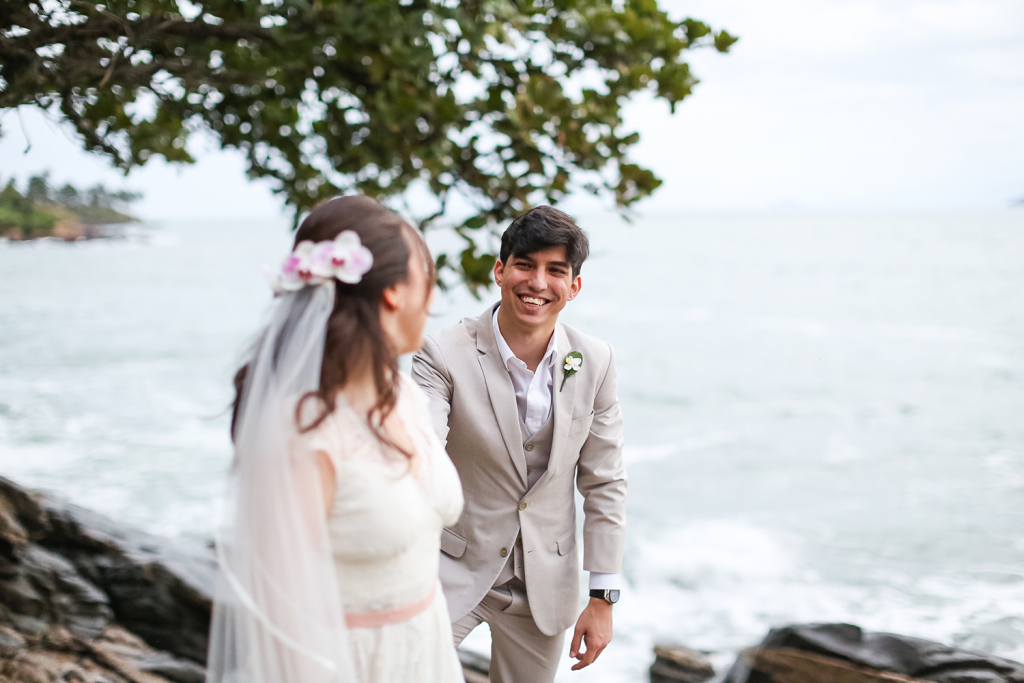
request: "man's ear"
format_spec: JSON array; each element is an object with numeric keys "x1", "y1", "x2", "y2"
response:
[
  {"x1": 493, "y1": 259, "x2": 505, "y2": 287},
  {"x1": 568, "y1": 275, "x2": 582, "y2": 301}
]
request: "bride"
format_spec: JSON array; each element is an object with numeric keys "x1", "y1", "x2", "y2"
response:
[{"x1": 206, "y1": 196, "x2": 465, "y2": 683}]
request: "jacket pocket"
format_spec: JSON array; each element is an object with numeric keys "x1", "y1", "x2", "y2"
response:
[
  {"x1": 440, "y1": 528, "x2": 468, "y2": 558},
  {"x1": 568, "y1": 411, "x2": 595, "y2": 435},
  {"x1": 556, "y1": 528, "x2": 578, "y2": 556}
]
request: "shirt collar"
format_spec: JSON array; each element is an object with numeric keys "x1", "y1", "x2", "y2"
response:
[{"x1": 492, "y1": 306, "x2": 558, "y2": 372}]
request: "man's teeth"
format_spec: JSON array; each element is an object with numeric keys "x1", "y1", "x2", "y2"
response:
[{"x1": 521, "y1": 296, "x2": 546, "y2": 305}]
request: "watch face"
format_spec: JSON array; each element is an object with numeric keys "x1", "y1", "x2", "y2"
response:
[{"x1": 608, "y1": 590, "x2": 620, "y2": 604}]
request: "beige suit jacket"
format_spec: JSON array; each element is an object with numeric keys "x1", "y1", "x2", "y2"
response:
[{"x1": 411, "y1": 303, "x2": 627, "y2": 636}]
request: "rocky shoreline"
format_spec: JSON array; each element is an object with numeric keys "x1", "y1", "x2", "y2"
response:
[
  {"x1": 650, "y1": 625, "x2": 1024, "y2": 683},
  {"x1": 2, "y1": 476, "x2": 1021, "y2": 683},
  {"x1": 0, "y1": 476, "x2": 212, "y2": 682},
  {"x1": 0, "y1": 222, "x2": 136, "y2": 243}
]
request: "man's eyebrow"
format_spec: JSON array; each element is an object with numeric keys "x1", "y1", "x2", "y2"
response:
[{"x1": 509, "y1": 254, "x2": 570, "y2": 269}]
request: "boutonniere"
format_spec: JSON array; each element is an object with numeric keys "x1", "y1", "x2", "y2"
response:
[{"x1": 560, "y1": 352, "x2": 583, "y2": 391}]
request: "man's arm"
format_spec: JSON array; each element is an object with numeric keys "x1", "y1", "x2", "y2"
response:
[
  {"x1": 576, "y1": 342, "x2": 627, "y2": 573},
  {"x1": 410, "y1": 336, "x2": 454, "y2": 446},
  {"x1": 570, "y1": 342, "x2": 627, "y2": 670}
]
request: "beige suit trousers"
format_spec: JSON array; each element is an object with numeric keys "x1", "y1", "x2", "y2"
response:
[{"x1": 452, "y1": 579, "x2": 565, "y2": 683}]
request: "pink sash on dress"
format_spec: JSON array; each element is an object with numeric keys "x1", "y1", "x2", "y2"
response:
[{"x1": 344, "y1": 582, "x2": 437, "y2": 628}]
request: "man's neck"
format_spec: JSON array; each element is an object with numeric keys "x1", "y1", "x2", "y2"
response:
[{"x1": 496, "y1": 304, "x2": 555, "y2": 373}]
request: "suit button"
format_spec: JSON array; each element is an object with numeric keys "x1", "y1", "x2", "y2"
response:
[
  {"x1": 519, "y1": 502, "x2": 527, "y2": 511},
  {"x1": 500, "y1": 547, "x2": 509, "y2": 558},
  {"x1": 525, "y1": 442, "x2": 535, "y2": 452}
]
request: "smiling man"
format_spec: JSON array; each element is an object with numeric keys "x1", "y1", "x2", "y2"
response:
[{"x1": 412, "y1": 206, "x2": 627, "y2": 682}]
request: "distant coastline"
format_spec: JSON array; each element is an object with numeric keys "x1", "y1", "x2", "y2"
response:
[{"x1": 0, "y1": 173, "x2": 140, "y2": 241}]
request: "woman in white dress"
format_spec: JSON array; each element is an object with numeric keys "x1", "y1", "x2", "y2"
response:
[{"x1": 206, "y1": 196, "x2": 465, "y2": 683}]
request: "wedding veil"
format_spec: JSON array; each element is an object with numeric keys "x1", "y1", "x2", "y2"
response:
[{"x1": 207, "y1": 283, "x2": 356, "y2": 683}]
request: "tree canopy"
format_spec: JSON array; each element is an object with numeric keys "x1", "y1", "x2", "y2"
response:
[{"x1": 0, "y1": 0, "x2": 735, "y2": 289}]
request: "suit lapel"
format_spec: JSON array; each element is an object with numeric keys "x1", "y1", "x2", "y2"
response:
[
  {"x1": 538, "y1": 324, "x2": 576, "y2": 486},
  {"x1": 475, "y1": 305, "x2": 529, "y2": 488}
]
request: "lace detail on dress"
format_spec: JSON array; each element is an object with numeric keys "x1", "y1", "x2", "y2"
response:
[{"x1": 303, "y1": 374, "x2": 464, "y2": 683}]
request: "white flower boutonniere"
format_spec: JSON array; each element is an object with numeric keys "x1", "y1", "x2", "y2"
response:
[{"x1": 560, "y1": 351, "x2": 583, "y2": 391}]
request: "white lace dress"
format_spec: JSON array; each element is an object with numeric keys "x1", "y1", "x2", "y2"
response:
[{"x1": 306, "y1": 375, "x2": 465, "y2": 683}]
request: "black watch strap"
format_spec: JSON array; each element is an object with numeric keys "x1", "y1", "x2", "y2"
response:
[{"x1": 589, "y1": 588, "x2": 620, "y2": 604}]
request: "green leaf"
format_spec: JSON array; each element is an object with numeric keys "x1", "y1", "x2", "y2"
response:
[
  {"x1": 714, "y1": 30, "x2": 740, "y2": 53},
  {"x1": 459, "y1": 243, "x2": 498, "y2": 298}
]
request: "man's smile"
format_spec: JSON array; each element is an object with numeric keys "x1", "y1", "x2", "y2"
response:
[{"x1": 517, "y1": 294, "x2": 551, "y2": 308}]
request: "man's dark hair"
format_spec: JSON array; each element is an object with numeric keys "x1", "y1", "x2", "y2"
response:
[{"x1": 499, "y1": 206, "x2": 590, "y2": 278}]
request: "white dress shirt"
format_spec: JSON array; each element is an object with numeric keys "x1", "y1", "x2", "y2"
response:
[
  {"x1": 492, "y1": 307, "x2": 558, "y2": 435},
  {"x1": 492, "y1": 307, "x2": 620, "y2": 592}
]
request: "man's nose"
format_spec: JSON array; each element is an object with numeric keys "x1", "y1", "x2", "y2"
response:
[{"x1": 527, "y1": 268, "x2": 546, "y2": 291}]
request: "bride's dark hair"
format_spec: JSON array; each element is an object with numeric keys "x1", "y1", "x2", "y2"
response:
[{"x1": 231, "y1": 195, "x2": 433, "y2": 457}]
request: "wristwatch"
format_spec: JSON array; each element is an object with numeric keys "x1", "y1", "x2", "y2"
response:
[{"x1": 589, "y1": 589, "x2": 620, "y2": 604}]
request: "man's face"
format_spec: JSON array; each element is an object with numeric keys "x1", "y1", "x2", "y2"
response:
[{"x1": 493, "y1": 245, "x2": 582, "y2": 329}]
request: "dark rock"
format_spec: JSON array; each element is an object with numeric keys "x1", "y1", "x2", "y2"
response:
[
  {"x1": 0, "y1": 478, "x2": 50, "y2": 548},
  {"x1": 0, "y1": 552, "x2": 21, "y2": 579},
  {"x1": 88, "y1": 626, "x2": 200, "y2": 683},
  {"x1": 38, "y1": 493, "x2": 216, "y2": 663},
  {"x1": 20, "y1": 545, "x2": 114, "y2": 639},
  {"x1": 722, "y1": 623, "x2": 1024, "y2": 683},
  {"x1": 136, "y1": 652, "x2": 207, "y2": 683},
  {"x1": 650, "y1": 644, "x2": 716, "y2": 682},
  {"x1": 10, "y1": 613, "x2": 48, "y2": 636},
  {"x1": 0, "y1": 574, "x2": 46, "y2": 616},
  {"x1": 0, "y1": 476, "x2": 217, "y2": 682},
  {"x1": 17, "y1": 492, "x2": 215, "y2": 664},
  {"x1": 0, "y1": 625, "x2": 26, "y2": 656},
  {"x1": 742, "y1": 647, "x2": 934, "y2": 683},
  {"x1": 42, "y1": 625, "x2": 78, "y2": 652},
  {"x1": 0, "y1": 497, "x2": 29, "y2": 549},
  {"x1": 458, "y1": 648, "x2": 491, "y2": 683}
]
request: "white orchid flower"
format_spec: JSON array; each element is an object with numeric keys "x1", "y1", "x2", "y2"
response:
[
  {"x1": 330, "y1": 231, "x2": 374, "y2": 284},
  {"x1": 309, "y1": 241, "x2": 339, "y2": 279},
  {"x1": 264, "y1": 231, "x2": 374, "y2": 293}
]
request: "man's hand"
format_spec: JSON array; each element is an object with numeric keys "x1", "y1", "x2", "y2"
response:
[{"x1": 569, "y1": 598, "x2": 613, "y2": 671}]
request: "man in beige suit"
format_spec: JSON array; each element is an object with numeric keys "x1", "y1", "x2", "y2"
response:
[{"x1": 412, "y1": 206, "x2": 627, "y2": 682}]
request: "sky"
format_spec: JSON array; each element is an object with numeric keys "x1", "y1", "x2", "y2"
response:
[{"x1": 1, "y1": 0, "x2": 1022, "y2": 220}]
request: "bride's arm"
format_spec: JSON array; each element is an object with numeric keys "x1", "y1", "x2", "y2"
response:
[
  {"x1": 297, "y1": 409, "x2": 339, "y2": 516},
  {"x1": 288, "y1": 446, "x2": 338, "y2": 547}
]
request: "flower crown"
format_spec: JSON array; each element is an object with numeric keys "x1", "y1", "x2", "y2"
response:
[{"x1": 265, "y1": 231, "x2": 374, "y2": 293}]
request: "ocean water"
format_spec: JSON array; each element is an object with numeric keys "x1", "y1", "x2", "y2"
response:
[{"x1": 1, "y1": 211, "x2": 1023, "y2": 680}]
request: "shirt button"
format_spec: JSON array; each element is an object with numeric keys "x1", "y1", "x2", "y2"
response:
[
  {"x1": 526, "y1": 467, "x2": 533, "y2": 474},
  {"x1": 525, "y1": 442, "x2": 535, "y2": 452},
  {"x1": 500, "y1": 547, "x2": 509, "y2": 558},
  {"x1": 519, "y1": 502, "x2": 527, "y2": 511}
]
